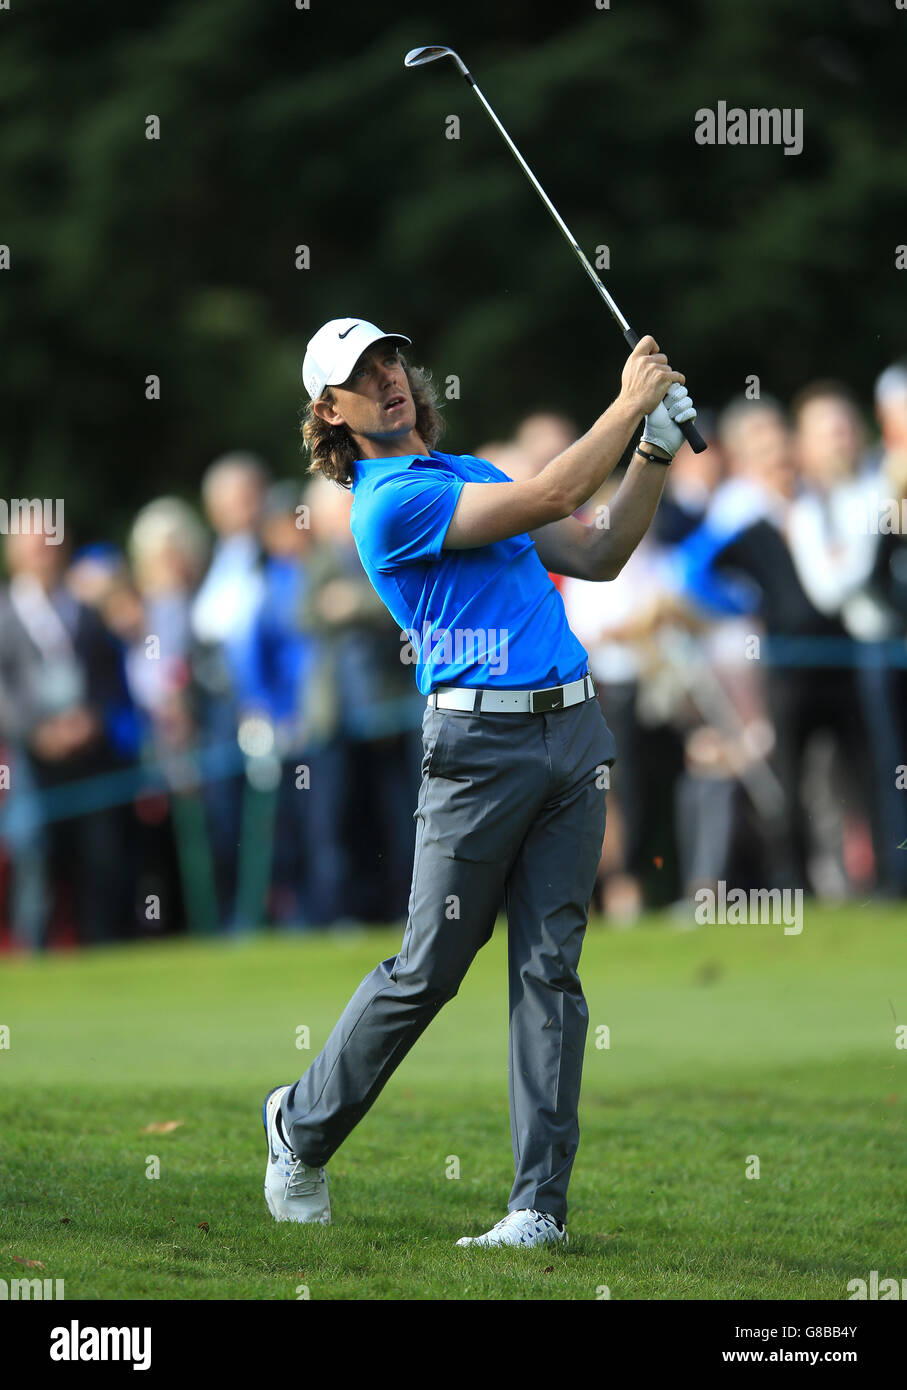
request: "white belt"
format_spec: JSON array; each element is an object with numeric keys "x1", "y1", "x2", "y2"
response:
[{"x1": 427, "y1": 673, "x2": 596, "y2": 714}]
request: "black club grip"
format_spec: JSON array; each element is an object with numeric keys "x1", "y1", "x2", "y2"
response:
[
  {"x1": 623, "y1": 327, "x2": 707, "y2": 454},
  {"x1": 679, "y1": 417, "x2": 707, "y2": 455}
]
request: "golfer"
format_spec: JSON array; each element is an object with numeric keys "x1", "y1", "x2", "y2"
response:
[{"x1": 263, "y1": 318, "x2": 696, "y2": 1246}]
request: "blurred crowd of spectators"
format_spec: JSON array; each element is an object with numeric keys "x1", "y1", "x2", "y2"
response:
[
  {"x1": 0, "y1": 457, "x2": 423, "y2": 949},
  {"x1": 2, "y1": 362, "x2": 906, "y2": 949}
]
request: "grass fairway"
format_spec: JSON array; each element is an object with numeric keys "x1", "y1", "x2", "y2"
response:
[{"x1": 1, "y1": 904, "x2": 904, "y2": 1301}]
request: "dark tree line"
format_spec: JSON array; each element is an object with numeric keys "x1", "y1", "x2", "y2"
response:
[{"x1": 1, "y1": 0, "x2": 904, "y2": 541}]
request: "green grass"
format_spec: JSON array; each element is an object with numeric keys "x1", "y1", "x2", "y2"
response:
[{"x1": 1, "y1": 904, "x2": 904, "y2": 1300}]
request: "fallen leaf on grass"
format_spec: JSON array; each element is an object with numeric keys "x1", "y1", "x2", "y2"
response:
[
  {"x1": 140, "y1": 1120, "x2": 184, "y2": 1134},
  {"x1": 60, "y1": 1218, "x2": 71, "y2": 1225},
  {"x1": 13, "y1": 1257, "x2": 45, "y2": 1269},
  {"x1": 197, "y1": 1222, "x2": 209, "y2": 1233}
]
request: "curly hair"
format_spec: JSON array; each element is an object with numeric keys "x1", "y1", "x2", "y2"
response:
[{"x1": 300, "y1": 359, "x2": 446, "y2": 489}]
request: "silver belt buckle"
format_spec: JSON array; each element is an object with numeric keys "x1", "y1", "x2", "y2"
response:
[{"x1": 530, "y1": 684, "x2": 565, "y2": 714}]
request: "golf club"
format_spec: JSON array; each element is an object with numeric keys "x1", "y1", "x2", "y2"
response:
[{"x1": 405, "y1": 44, "x2": 707, "y2": 454}]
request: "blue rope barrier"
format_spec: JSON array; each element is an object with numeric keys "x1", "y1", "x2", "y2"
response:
[
  {"x1": 0, "y1": 694, "x2": 428, "y2": 834},
  {"x1": 0, "y1": 642, "x2": 903, "y2": 835}
]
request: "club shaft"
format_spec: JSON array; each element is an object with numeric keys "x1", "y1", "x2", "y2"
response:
[
  {"x1": 467, "y1": 79, "x2": 633, "y2": 337},
  {"x1": 438, "y1": 53, "x2": 707, "y2": 453}
]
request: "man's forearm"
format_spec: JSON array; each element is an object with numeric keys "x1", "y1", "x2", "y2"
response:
[
  {"x1": 537, "y1": 396, "x2": 642, "y2": 516},
  {"x1": 588, "y1": 452, "x2": 670, "y2": 580}
]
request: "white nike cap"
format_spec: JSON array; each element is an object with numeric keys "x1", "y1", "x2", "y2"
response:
[{"x1": 302, "y1": 318, "x2": 412, "y2": 401}]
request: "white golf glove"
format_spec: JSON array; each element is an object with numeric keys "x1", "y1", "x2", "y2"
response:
[{"x1": 641, "y1": 383, "x2": 697, "y2": 459}]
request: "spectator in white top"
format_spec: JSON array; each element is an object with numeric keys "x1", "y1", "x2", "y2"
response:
[
  {"x1": 787, "y1": 382, "x2": 888, "y2": 640},
  {"x1": 191, "y1": 452, "x2": 269, "y2": 928},
  {"x1": 192, "y1": 453, "x2": 269, "y2": 646}
]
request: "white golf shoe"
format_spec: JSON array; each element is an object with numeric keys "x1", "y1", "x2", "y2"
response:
[
  {"x1": 456, "y1": 1208, "x2": 567, "y2": 1248},
  {"x1": 262, "y1": 1085, "x2": 331, "y2": 1224}
]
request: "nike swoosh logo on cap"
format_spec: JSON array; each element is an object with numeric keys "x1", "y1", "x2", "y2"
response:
[{"x1": 338, "y1": 324, "x2": 358, "y2": 338}]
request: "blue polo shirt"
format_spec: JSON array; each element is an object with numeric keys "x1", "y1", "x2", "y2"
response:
[{"x1": 349, "y1": 450, "x2": 590, "y2": 695}]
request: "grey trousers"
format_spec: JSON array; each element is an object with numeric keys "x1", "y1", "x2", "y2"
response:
[{"x1": 282, "y1": 690, "x2": 615, "y2": 1222}]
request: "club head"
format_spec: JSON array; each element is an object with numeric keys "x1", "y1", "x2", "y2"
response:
[{"x1": 404, "y1": 45, "x2": 470, "y2": 78}]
